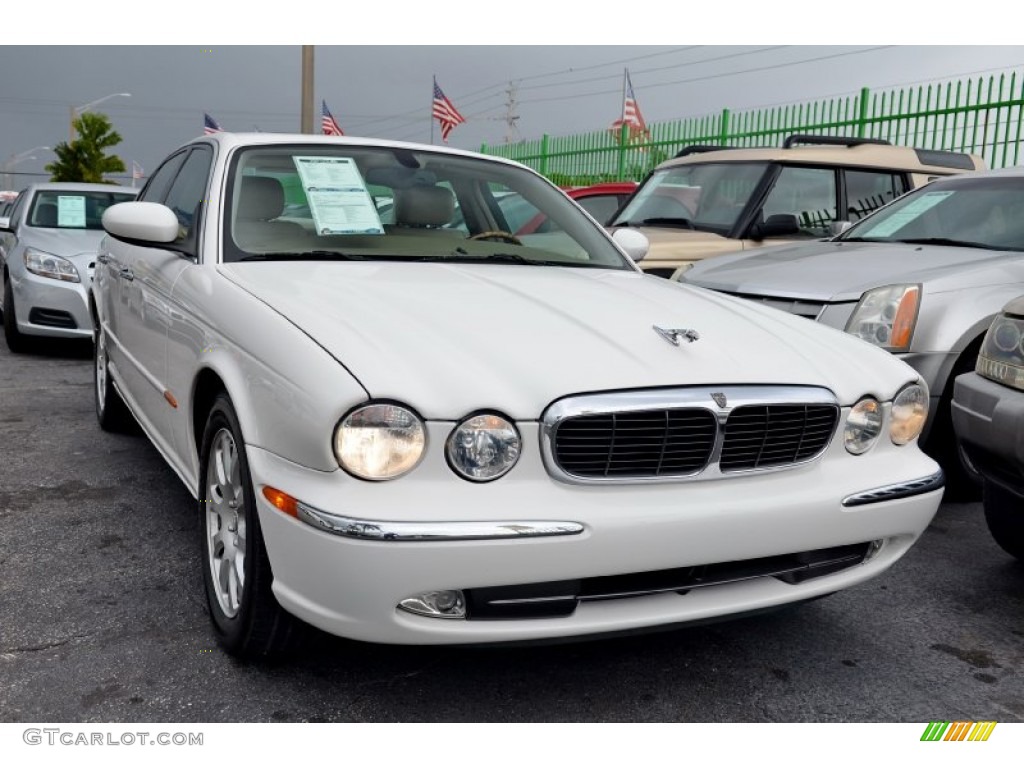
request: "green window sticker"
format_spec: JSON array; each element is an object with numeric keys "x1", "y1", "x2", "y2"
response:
[
  {"x1": 292, "y1": 156, "x2": 384, "y2": 235},
  {"x1": 57, "y1": 195, "x2": 86, "y2": 228},
  {"x1": 860, "y1": 191, "x2": 955, "y2": 238}
]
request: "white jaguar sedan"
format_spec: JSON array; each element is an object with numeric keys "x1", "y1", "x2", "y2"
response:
[{"x1": 93, "y1": 133, "x2": 943, "y2": 658}]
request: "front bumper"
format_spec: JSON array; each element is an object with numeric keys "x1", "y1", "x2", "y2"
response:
[
  {"x1": 952, "y1": 371, "x2": 1024, "y2": 495},
  {"x1": 247, "y1": 421, "x2": 943, "y2": 646},
  {"x1": 9, "y1": 268, "x2": 92, "y2": 340}
]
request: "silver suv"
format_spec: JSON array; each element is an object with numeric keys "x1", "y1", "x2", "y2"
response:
[{"x1": 610, "y1": 135, "x2": 985, "y2": 278}]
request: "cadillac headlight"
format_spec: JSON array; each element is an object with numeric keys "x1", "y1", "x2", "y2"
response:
[
  {"x1": 890, "y1": 383, "x2": 928, "y2": 445},
  {"x1": 845, "y1": 284, "x2": 920, "y2": 353},
  {"x1": 446, "y1": 413, "x2": 521, "y2": 481},
  {"x1": 976, "y1": 314, "x2": 1024, "y2": 391},
  {"x1": 334, "y1": 403, "x2": 425, "y2": 480},
  {"x1": 845, "y1": 397, "x2": 883, "y2": 455},
  {"x1": 24, "y1": 248, "x2": 80, "y2": 283}
]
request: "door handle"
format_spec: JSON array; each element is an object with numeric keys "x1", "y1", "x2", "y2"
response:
[
  {"x1": 119, "y1": 267, "x2": 134, "y2": 281},
  {"x1": 96, "y1": 254, "x2": 110, "y2": 265}
]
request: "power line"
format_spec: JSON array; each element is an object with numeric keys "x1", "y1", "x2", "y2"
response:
[
  {"x1": 517, "y1": 46, "x2": 790, "y2": 93},
  {"x1": 518, "y1": 46, "x2": 897, "y2": 106}
]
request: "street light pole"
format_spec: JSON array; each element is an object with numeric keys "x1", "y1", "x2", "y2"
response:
[
  {"x1": 300, "y1": 46, "x2": 314, "y2": 134},
  {"x1": 3, "y1": 146, "x2": 51, "y2": 189},
  {"x1": 70, "y1": 92, "x2": 131, "y2": 141}
]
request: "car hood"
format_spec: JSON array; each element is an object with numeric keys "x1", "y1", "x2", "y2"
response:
[
  {"x1": 684, "y1": 240, "x2": 1021, "y2": 301},
  {"x1": 218, "y1": 261, "x2": 917, "y2": 419},
  {"x1": 19, "y1": 228, "x2": 107, "y2": 263}
]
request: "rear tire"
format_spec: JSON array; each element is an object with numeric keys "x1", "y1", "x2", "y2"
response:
[
  {"x1": 199, "y1": 393, "x2": 299, "y2": 659},
  {"x1": 983, "y1": 480, "x2": 1024, "y2": 560},
  {"x1": 3, "y1": 276, "x2": 31, "y2": 354}
]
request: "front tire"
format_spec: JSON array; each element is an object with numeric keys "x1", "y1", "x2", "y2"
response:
[
  {"x1": 93, "y1": 319, "x2": 136, "y2": 433},
  {"x1": 3, "y1": 276, "x2": 31, "y2": 354},
  {"x1": 199, "y1": 394, "x2": 298, "y2": 659},
  {"x1": 983, "y1": 480, "x2": 1024, "y2": 560}
]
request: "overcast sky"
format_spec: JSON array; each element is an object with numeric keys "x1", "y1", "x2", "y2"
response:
[{"x1": 2, "y1": 38, "x2": 1022, "y2": 187}]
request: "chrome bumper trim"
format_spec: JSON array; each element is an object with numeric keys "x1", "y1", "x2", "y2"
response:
[
  {"x1": 295, "y1": 502, "x2": 584, "y2": 542},
  {"x1": 841, "y1": 470, "x2": 945, "y2": 508}
]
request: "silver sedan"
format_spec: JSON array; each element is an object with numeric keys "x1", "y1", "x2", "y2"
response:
[
  {"x1": 681, "y1": 166, "x2": 1024, "y2": 494},
  {"x1": 0, "y1": 182, "x2": 137, "y2": 352}
]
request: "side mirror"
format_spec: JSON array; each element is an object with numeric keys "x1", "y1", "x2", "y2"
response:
[
  {"x1": 752, "y1": 213, "x2": 800, "y2": 240},
  {"x1": 611, "y1": 227, "x2": 650, "y2": 263},
  {"x1": 102, "y1": 202, "x2": 179, "y2": 244}
]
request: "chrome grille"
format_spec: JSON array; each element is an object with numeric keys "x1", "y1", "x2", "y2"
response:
[
  {"x1": 720, "y1": 404, "x2": 839, "y2": 471},
  {"x1": 723, "y1": 292, "x2": 827, "y2": 320},
  {"x1": 542, "y1": 386, "x2": 839, "y2": 484},
  {"x1": 553, "y1": 409, "x2": 717, "y2": 478}
]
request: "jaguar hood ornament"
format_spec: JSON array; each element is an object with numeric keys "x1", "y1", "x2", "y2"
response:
[{"x1": 653, "y1": 325, "x2": 700, "y2": 346}]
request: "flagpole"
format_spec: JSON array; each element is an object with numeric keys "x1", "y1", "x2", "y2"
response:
[
  {"x1": 620, "y1": 68, "x2": 628, "y2": 125},
  {"x1": 430, "y1": 76, "x2": 436, "y2": 145}
]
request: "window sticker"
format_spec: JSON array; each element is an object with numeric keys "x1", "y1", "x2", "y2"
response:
[
  {"x1": 57, "y1": 196, "x2": 86, "y2": 228},
  {"x1": 860, "y1": 190, "x2": 955, "y2": 238},
  {"x1": 292, "y1": 156, "x2": 384, "y2": 235}
]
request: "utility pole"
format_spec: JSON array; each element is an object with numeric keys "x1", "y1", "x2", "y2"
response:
[
  {"x1": 503, "y1": 81, "x2": 520, "y2": 144},
  {"x1": 300, "y1": 46, "x2": 315, "y2": 134}
]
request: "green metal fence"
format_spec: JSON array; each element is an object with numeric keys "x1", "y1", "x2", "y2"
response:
[{"x1": 481, "y1": 72, "x2": 1024, "y2": 185}]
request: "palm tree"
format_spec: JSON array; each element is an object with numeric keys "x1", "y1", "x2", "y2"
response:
[{"x1": 46, "y1": 112, "x2": 126, "y2": 183}]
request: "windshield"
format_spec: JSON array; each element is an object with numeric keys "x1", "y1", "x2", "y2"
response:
[
  {"x1": 611, "y1": 162, "x2": 768, "y2": 233},
  {"x1": 838, "y1": 175, "x2": 1024, "y2": 251},
  {"x1": 28, "y1": 189, "x2": 137, "y2": 230},
  {"x1": 223, "y1": 145, "x2": 631, "y2": 270}
]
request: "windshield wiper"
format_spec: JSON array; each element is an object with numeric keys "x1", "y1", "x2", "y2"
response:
[
  {"x1": 240, "y1": 250, "x2": 367, "y2": 261},
  {"x1": 615, "y1": 217, "x2": 695, "y2": 230},
  {"x1": 893, "y1": 237, "x2": 997, "y2": 250},
  {"x1": 443, "y1": 249, "x2": 613, "y2": 269}
]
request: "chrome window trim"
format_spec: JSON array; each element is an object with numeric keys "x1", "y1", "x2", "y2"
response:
[{"x1": 540, "y1": 385, "x2": 840, "y2": 485}]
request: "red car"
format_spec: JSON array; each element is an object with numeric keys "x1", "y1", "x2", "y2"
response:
[
  {"x1": 565, "y1": 182, "x2": 638, "y2": 225},
  {"x1": 508, "y1": 182, "x2": 638, "y2": 235}
]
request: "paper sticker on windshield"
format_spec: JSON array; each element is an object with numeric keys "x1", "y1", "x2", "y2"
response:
[
  {"x1": 57, "y1": 196, "x2": 86, "y2": 228},
  {"x1": 860, "y1": 191, "x2": 955, "y2": 238},
  {"x1": 293, "y1": 156, "x2": 384, "y2": 235}
]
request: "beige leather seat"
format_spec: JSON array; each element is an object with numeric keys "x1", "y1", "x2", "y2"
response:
[
  {"x1": 234, "y1": 177, "x2": 304, "y2": 250},
  {"x1": 388, "y1": 186, "x2": 460, "y2": 237}
]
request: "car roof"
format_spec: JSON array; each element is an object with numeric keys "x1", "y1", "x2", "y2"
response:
[
  {"x1": 26, "y1": 182, "x2": 138, "y2": 193},
  {"x1": 659, "y1": 139, "x2": 985, "y2": 175},
  {"x1": 568, "y1": 182, "x2": 638, "y2": 197},
  {"x1": 189, "y1": 132, "x2": 532, "y2": 171}
]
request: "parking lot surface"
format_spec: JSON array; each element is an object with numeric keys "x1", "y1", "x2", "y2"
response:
[{"x1": 1, "y1": 339, "x2": 1022, "y2": 722}]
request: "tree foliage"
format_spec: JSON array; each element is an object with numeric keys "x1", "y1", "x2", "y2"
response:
[{"x1": 46, "y1": 112, "x2": 126, "y2": 183}]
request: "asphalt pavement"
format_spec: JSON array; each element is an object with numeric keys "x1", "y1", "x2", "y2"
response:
[{"x1": 1, "y1": 337, "x2": 1022, "y2": 722}]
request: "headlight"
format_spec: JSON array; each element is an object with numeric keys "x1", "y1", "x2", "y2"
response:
[
  {"x1": 446, "y1": 413, "x2": 521, "y2": 481},
  {"x1": 845, "y1": 284, "x2": 920, "y2": 353},
  {"x1": 334, "y1": 403, "x2": 425, "y2": 480},
  {"x1": 845, "y1": 397, "x2": 883, "y2": 455},
  {"x1": 24, "y1": 248, "x2": 81, "y2": 283},
  {"x1": 977, "y1": 313, "x2": 1024, "y2": 390},
  {"x1": 890, "y1": 383, "x2": 928, "y2": 445}
]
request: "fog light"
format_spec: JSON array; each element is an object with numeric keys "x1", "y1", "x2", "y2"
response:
[
  {"x1": 866, "y1": 539, "x2": 884, "y2": 561},
  {"x1": 399, "y1": 590, "x2": 466, "y2": 619}
]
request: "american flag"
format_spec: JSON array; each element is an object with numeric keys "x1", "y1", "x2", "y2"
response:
[
  {"x1": 203, "y1": 113, "x2": 223, "y2": 135},
  {"x1": 321, "y1": 100, "x2": 344, "y2": 136},
  {"x1": 609, "y1": 69, "x2": 648, "y2": 142},
  {"x1": 432, "y1": 78, "x2": 466, "y2": 143}
]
